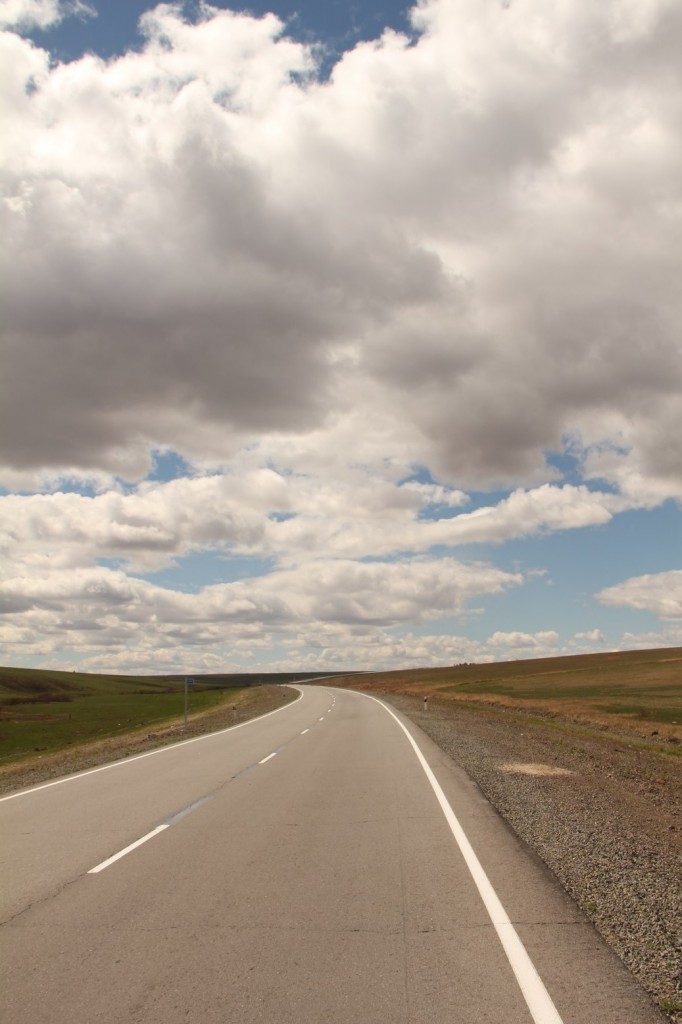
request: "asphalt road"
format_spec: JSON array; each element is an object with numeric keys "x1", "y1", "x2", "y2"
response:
[{"x1": 0, "y1": 685, "x2": 665, "y2": 1023}]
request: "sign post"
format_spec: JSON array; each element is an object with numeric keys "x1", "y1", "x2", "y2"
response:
[{"x1": 184, "y1": 678, "x2": 194, "y2": 732}]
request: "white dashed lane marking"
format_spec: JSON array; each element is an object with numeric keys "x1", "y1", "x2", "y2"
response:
[
  {"x1": 85, "y1": 689, "x2": 335, "y2": 877},
  {"x1": 88, "y1": 797, "x2": 212, "y2": 874},
  {"x1": 89, "y1": 825, "x2": 169, "y2": 874}
]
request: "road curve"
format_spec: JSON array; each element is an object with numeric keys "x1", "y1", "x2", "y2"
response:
[{"x1": 0, "y1": 685, "x2": 664, "y2": 1023}]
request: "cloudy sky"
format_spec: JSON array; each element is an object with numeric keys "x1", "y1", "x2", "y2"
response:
[{"x1": 1, "y1": 0, "x2": 681, "y2": 675}]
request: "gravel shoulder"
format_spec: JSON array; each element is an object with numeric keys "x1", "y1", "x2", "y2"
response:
[{"x1": 388, "y1": 693, "x2": 682, "y2": 1023}]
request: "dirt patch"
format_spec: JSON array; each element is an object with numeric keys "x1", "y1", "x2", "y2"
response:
[{"x1": 500, "y1": 761, "x2": 574, "y2": 776}]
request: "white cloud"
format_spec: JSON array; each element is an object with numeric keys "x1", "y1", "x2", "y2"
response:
[
  {"x1": 573, "y1": 628, "x2": 605, "y2": 644},
  {"x1": 0, "y1": 0, "x2": 680, "y2": 495},
  {"x1": 0, "y1": 472, "x2": 623, "y2": 582},
  {"x1": 0, "y1": 556, "x2": 523, "y2": 666},
  {"x1": 617, "y1": 626, "x2": 682, "y2": 650},
  {"x1": 0, "y1": 0, "x2": 85, "y2": 30},
  {"x1": 0, "y1": 470, "x2": 287, "y2": 571},
  {"x1": 1, "y1": 0, "x2": 681, "y2": 670},
  {"x1": 489, "y1": 630, "x2": 559, "y2": 647},
  {"x1": 597, "y1": 570, "x2": 682, "y2": 620}
]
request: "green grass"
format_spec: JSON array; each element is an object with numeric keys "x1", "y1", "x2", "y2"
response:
[
  {"x1": 0, "y1": 689, "x2": 231, "y2": 760},
  {"x1": 0, "y1": 666, "x2": 318, "y2": 762},
  {"x1": 659, "y1": 998, "x2": 682, "y2": 1015}
]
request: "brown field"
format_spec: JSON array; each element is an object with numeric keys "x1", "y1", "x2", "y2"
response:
[{"x1": 328, "y1": 647, "x2": 682, "y2": 751}]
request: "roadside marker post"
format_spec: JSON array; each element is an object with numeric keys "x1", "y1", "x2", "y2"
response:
[{"x1": 184, "y1": 678, "x2": 194, "y2": 732}]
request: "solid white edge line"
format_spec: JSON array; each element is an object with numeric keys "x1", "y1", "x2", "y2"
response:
[
  {"x1": 88, "y1": 824, "x2": 169, "y2": 874},
  {"x1": 259, "y1": 752, "x2": 277, "y2": 764},
  {"x1": 1, "y1": 687, "x2": 304, "y2": 804},
  {"x1": 356, "y1": 690, "x2": 565, "y2": 1024}
]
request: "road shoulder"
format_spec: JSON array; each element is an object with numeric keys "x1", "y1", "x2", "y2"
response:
[{"x1": 385, "y1": 692, "x2": 681, "y2": 1024}]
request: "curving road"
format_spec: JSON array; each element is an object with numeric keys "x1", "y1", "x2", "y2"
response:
[{"x1": 0, "y1": 685, "x2": 664, "y2": 1023}]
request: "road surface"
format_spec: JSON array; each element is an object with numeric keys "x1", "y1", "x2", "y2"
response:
[{"x1": 0, "y1": 685, "x2": 665, "y2": 1023}]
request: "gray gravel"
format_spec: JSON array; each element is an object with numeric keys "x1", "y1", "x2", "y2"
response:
[{"x1": 387, "y1": 694, "x2": 682, "y2": 1023}]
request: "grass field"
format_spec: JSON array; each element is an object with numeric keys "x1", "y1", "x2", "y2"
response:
[
  {"x1": 0, "y1": 667, "x2": 316, "y2": 763},
  {"x1": 332, "y1": 647, "x2": 682, "y2": 751}
]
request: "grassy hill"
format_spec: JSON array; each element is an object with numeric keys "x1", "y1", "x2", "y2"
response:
[
  {"x1": 329, "y1": 647, "x2": 682, "y2": 750},
  {"x1": 0, "y1": 667, "x2": 324, "y2": 762}
]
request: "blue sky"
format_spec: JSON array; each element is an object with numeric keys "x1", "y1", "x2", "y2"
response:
[
  {"x1": 26, "y1": 1, "x2": 414, "y2": 66},
  {"x1": 1, "y1": 0, "x2": 680, "y2": 674}
]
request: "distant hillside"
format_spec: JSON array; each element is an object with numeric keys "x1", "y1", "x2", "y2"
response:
[
  {"x1": 0, "y1": 666, "x2": 343, "y2": 702},
  {"x1": 0, "y1": 666, "x2": 340, "y2": 762},
  {"x1": 328, "y1": 647, "x2": 682, "y2": 747}
]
